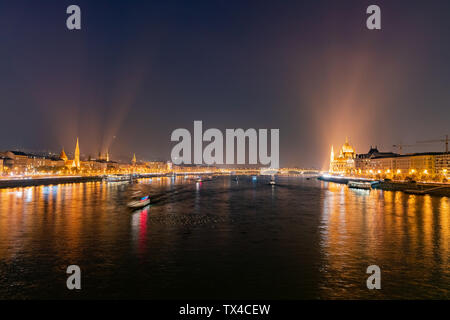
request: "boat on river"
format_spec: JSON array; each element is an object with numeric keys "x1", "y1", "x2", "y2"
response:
[
  {"x1": 127, "y1": 192, "x2": 151, "y2": 209},
  {"x1": 105, "y1": 175, "x2": 132, "y2": 182},
  {"x1": 348, "y1": 181, "x2": 372, "y2": 190}
]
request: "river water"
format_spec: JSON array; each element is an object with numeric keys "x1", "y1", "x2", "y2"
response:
[{"x1": 0, "y1": 176, "x2": 448, "y2": 299}]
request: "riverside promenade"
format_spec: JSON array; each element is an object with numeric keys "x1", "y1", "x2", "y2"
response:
[
  {"x1": 0, "y1": 176, "x2": 103, "y2": 189},
  {"x1": 318, "y1": 174, "x2": 450, "y2": 197}
]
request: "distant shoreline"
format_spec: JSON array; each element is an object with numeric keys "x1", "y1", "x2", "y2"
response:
[{"x1": 0, "y1": 176, "x2": 103, "y2": 189}]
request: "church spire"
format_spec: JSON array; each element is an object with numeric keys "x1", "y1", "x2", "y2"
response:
[{"x1": 74, "y1": 137, "x2": 80, "y2": 168}]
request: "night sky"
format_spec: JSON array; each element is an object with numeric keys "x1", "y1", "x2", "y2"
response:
[{"x1": 0, "y1": 0, "x2": 449, "y2": 168}]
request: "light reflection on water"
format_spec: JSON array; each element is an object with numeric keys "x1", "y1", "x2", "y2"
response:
[
  {"x1": 0, "y1": 176, "x2": 448, "y2": 299},
  {"x1": 319, "y1": 182, "x2": 449, "y2": 299}
]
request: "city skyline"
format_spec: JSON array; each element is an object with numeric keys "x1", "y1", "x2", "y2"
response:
[{"x1": 1, "y1": 134, "x2": 448, "y2": 175}]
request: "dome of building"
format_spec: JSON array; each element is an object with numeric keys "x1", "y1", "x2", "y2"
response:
[
  {"x1": 59, "y1": 148, "x2": 68, "y2": 161},
  {"x1": 341, "y1": 137, "x2": 355, "y2": 154}
]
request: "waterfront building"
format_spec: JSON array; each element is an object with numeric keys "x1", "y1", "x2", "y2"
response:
[
  {"x1": 84, "y1": 160, "x2": 108, "y2": 172},
  {"x1": 355, "y1": 149, "x2": 448, "y2": 180},
  {"x1": 329, "y1": 138, "x2": 356, "y2": 173},
  {"x1": 435, "y1": 153, "x2": 450, "y2": 175},
  {"x1": 409, "y1": 153, "x2": 436, "y2": 174},
  {"x1": 355, "y1": 147, "x2": 399, "y2": 173},
  {"x1": 172, "y1": 164, "x2": 217, "y2": 173},
  {"x1": 145, "y1": 161, "x2": 168, "y2": 172},
  {"x1": 107, "y1": 161, "x2": 120, "y2": 170},
  {"x1": 0, "y1": 151, "x2": 65, "y2": 174},
  {"x1": 2, "y1": 151, "x2": 36, "y2": 174},
  {"x1": 327, "y1": 140, "x2": 448, "y2": 181},
  {"x1": 0, "y1": 158, "x2": 3, "y2": 175}
]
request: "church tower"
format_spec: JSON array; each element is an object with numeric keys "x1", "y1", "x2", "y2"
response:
[
  {"x1": 60, "y1": 148, "x2": 68, "y2": 161},
  {"x1": 74, "y1": 137, "x2": 80, "y2": 168}
]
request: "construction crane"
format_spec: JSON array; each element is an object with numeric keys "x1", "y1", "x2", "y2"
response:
[
  {"x1": 416, "y1": 134, "x2": 449, "y2": 153},
  {"x1": 392, "y1": 143, "x2": 415, "y2": 154}
]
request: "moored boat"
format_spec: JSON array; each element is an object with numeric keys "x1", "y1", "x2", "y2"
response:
[
  {"x1": 105, "y1": 175, "x2": 131, "y2": 182},
  {"x1": 269, "y1": 175, "x2": 276, "y2": 185},
  {"x1": 348, "y1": 181, "x2": 371, "y2": 190}
]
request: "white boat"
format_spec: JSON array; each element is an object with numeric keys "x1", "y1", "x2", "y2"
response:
[
  {"x1": 348, "y1": 181, "x2": 371, "y2": 190},
  {"x1": 127, "y1": 194, "x2": 151, "y2": 209},
  {"x1": 106, "y1": 175, "x2": 131, "y2": 182},
  {"x1": 269, "y1": 175, "x2": 276, "y2": 185}
]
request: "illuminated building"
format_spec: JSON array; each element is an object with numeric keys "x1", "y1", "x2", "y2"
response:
[
  {"x1": 97, "y1": 150, "x2": 110, "y2": 162},
  {"x1": 355, "y1": 148, "x2": 449, "y2": 180},
  {"x1": 132, "y1": 153, "x2": 137, "y2": 165},
  {"x1": 0, "y1": 151, "x2": 64, "y2": 174},
  {"x1": 59, "y1": 138, "x2": 81, "y2": 169},
  {"x1": 73, "y1": 137, "x2": 80, "y2": 168},
  {"x1": 59, "y1": 148, "x2": 68, "y2": 161},
  {"x1": 0, "y1": 158, "x2": 3, "y2": 175},
  {"x1": 329, "y1": 138, "x2": 356, "y2": 173},
  {"x1": 355, "y1": 147, "x2": 398, "y2": 172},
  {"x1": 435, "y1": 153, "x2": 450, "y2": 175},
  {"x1": 84, "y1": 160, "x2": 107, "y2": 171},
  {"x1": 144, "y1": 161, "x2": 167, "y2": 172},
  {"x1": 172, "y1": 164, "x2": 217, "y2": 173}
]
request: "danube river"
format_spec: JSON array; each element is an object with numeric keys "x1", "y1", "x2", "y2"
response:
[{"x1": 0, "y1": 176, "x2": 448, "y2": 299}]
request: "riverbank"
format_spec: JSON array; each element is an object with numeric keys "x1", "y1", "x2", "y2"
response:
[
  {"x1": 318, "y1": 175, "x2": 450, "y2": 197},
  {"x1": 0, "y1": 176, "x2": 103, "y2": 189},
  {"x1": 0, "y1": 173, "x2": 194, "y2": 189},
  {"x1": 372, "y1": 181, "x2": 450, "y2": 197}
]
